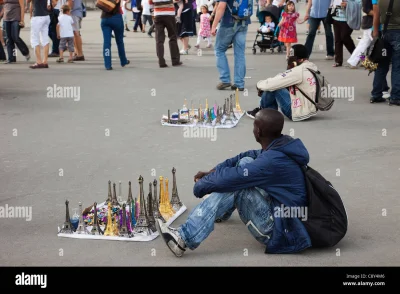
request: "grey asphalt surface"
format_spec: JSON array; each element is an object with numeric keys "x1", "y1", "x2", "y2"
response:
[{"x1": 1, "y1": 3, "x2": 399, "y2": 266}]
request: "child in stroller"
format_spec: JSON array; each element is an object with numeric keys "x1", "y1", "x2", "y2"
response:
[{"x1": 252, "y1": 6, "x2": 283, "y2": 54}]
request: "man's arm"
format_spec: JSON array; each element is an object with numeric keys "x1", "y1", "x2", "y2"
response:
[
  {"x1": 257, "y1": 67, "x2": 303, "y2": 92},
  {"x1": 19, "y1": 0, "x2": 25, "y2": 23},
  {"x1": 193, "y1": 154, "x2": 273, "y2": 198},
  {"x1": 56, "y1": 23, "x2": 60, "y2": 38},
  {"x1": 372, "y1": 3, "x2": 380, "y2": 38},
  {"x1": 211, "y1": 1, "x2": 226, "y2": 34},
  {"x1": 212, "y1": 150, "x2": 261, "y2": 170},
  {"x1": 304, "y1": 0, "x2": 312, "y2": 20}
]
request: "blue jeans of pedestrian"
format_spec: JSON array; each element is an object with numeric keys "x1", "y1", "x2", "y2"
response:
[
  {"x1": 371, "y1": 30, "x2": 400, "y2": 101},
  {"x1": 4, "y1": 20, "x2": 30, "y2": 62},
  {"x1": 178, "y1": 157, "x2": 274, "y2": 250},
  {"x1": 101, "y1": 14, "x2": 128, "y2": 70},
  {"x1": 133, "y1": 12, "x2": 142, "y2": 31},
  {"x1": 215, "y1": 24, "x2": 248, "y2": 88},
  {"x1": 48, "y1": 9, "x2": 60, "y2": 54},
  {"x1": 260, "y1": 89, "x2": 292, "y2": 119},
  {"x1": 304, "y1": 17, "x2": 334, "y2": 58}
]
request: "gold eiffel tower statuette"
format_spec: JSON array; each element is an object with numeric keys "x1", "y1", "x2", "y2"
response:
[
  {"x1": 90, "y1": 202, "x2": 103, "y2": 235},
  {"x1": 59, "y1": 200, "x2": 74, "y2": 234},
  {"x1": 112, "y1": 209, "x2": 120, "y2": 236},
  {"x1": 76, "y1": 202, "x2": 90, "y2": 234},
  {"x1": 147, "y1": 182, "x2": 156, "y2": 232},
  {"x1": 132, "y1": 176, "x2": 152, "y2": 235},
  {"x1": 112, "y1": 182, "x2": 120, "y2": 207},
  {"x1": 152, "y1": 179, "x2": 166, "y2": 222},
  {"x1": 164, "y1": 178, "x2": 175, "y2": 217},
  {"x1": 104, "y1": 202, "x2": 116, "y2": 236},
  {"x1": 235, "y1": 88, "x2": 242, "y2": 113},
  {"x1": 106, "y1": 180, "x2": 112, "y2": 203},
  {"x1": 159, "y1": 176, "x2": 171, "y2": 220},
  {"x1": 171, "y1": 167, "x2": 183, "y2": 212}
]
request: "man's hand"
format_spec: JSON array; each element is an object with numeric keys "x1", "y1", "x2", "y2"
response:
[
  {"x1": 304, "y1": 13, "x2": 309, "y2": 21},
  {"x1": 372, "y1": 30, "x2": 379, "y2": 38},
  {"x1": 211, "y1": 26, "x2": 217, "y2": 36},
  {"x1": 194, "y1": 170, "x2": 215, "y2": 182},
  {"x1": 57, "y1": 35, "x2": 60, "y2": 39}
]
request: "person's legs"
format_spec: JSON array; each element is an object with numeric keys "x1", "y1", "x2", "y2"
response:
[
  {"x1": 304, "y1": 17, "x2": 319, "y2": 57},
  {"x1": 49, "y1": 9, "x2": 60, "y2": 55},
  {"x1": 5, "y1": 21, "x2": 16, "y2": 62},
  {"x1": 111, "y1": 14, "x2": 128, "y2": 66},
  {"x1": 133, "y1": 12, "x2": 140, "y2": 31},
  {"x1": 40, "y1": 16, "x2": 51, "y2": 65},
  {"x1": 164, "y1": 15, "x2": 181, "y2": 65},
  {"x1": 215, "y1": 26, "x2": 235, "y2": 88},
  {"x1": 322, "y1": 17, "x2": 334, "y2": 57},
  {"x1": 72, "y1": 16, "x2": 83, "y2": 58},
  {"x1": 101, "y1": 18, "x2": 113, "y2": 69},
  {"x1": 30, "y1": 17, "x2": 43, "y2": 64},
  {"x1": 155, "y1": 16, "x2": 167, "y2": 66},
  {"x1": 333, "y1": 20, "x2": 343, "y2": 65},
  {"x1": 232, "y1": 25, "x2": 247, "y2": 89},
  {"x1": 386, "y1": 30, "x2": 400, "y2": 104},
  {"x1": 347, "y1": 28, "x2": 371, "y2": 67},
  {"x1": 371, "y1": 53, "x2": 391, "y2": 102},
  {"x1": 341, "y1": 21, "x2": 355, "y2": 55},
  {"x1": 260, "y1": 89, "x2": 292, "y2": 119}
]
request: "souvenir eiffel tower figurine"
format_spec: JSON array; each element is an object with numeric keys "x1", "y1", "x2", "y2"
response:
[
  {"x1": 147, "y1": 182, "x2": 156, "y2": 232},
  {"x1": 132, "y1": 176, "x2": 152, "y2": 235},
  {"x1": 224, "y1": 98, "x2": 232, "y2": 124},
  {"x1": 118, "y1": 181, "x2": 123, "y2": 203},
  {"x1": 152, "y1": 179, "x2": 166, "y2": 222},
  {"x1": 91, "y1": 202, "x2": 103, "y2": 235},
  {"x1": 119, "y1": 203, "x2": 128, "y2": 235},
  {"x1": 104, "y1": 202, "x2": 116, "y2": 236},
  {"x1": 127, "y1": 181, "x2": 134, "y2": 204},
  {"x1": 229, "y1": 95, "x2": 236, "y2": 121},
  {"x1": 206, "y1": 108, "x2": 213, "y2": 125},
  {"x1": 165, "y1": 177, "x2": 176, "y2": 216},
  {"x1": 235, "y1": 88, "x2": 242, "y2": 113},
  {"x1": 76, "y1": 202, "x2": 90, "y2": 234},
  {"x1": 59, "y1": 200, "x2": 74, "y2": 233},
  {"x1": 159, "y1": 176, "x2": 173, "y2": 220},
  {"x1": 106, "y1": 180, "x2": 112, "y2": 203},
  {"x1": 171, "y1": 167, "x2": 183, "y2": 211},
  {"x1": 131, "y1": 198, "x2": 137, "y2": 227},
  {"x1": 112, "y1": 182, "x2": 120, "y2": 207},
  {"x1": 216, "y1": 106, "x2": 222, "y2": 125}
]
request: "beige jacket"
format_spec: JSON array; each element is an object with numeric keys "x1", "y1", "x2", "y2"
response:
[{"x1": 256, "y1": 60, "x2": 318, "y2": 121}]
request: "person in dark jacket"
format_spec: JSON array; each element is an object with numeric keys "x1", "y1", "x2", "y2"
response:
[{"x1": 155, "y1": 108, "x2": 312, "y2": 257}]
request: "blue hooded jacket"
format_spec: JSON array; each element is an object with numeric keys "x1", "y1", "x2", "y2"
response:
[{"x1": 193, "y1": 135, "x2": 312, "y2": 254}]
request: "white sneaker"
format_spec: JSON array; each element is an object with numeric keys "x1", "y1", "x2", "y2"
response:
[
  {"x1": 180, "y1": 49, "x2": 188, "y2": 55},
  {"x1": 383, "y1": 91, "x2": 390, "y2": 99},
  {"x1": 154, "y1": 218, "x2": 186, "y2": 257},
  {"x1": 325, "y1": 55, "x2": 334, "y2": 60}
]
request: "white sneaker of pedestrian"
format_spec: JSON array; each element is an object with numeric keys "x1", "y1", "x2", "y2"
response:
[
  {"x1": 383, "y1": 91, "x2": 390, "y2": 99},
  {"x1": 180, "y1": 49, "x2": 188, "y2": 55}
]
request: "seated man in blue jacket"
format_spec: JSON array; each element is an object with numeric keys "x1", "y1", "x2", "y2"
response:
[{"x1": 155, "y1": 108, "x2": 312, "y2": 257}]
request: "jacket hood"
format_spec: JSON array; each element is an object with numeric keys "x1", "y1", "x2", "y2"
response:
[{"x1": 266, "y1": 135, "x2": 309, "y2": 166}]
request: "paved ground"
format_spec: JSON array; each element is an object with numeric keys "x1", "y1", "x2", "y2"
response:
[{"x1": 1, "y1": 3, "x2": 399, "y2": 266}]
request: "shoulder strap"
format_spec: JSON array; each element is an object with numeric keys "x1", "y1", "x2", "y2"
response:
[{"x1": 382, "y1": 0, "x2": 395, "y2": 36}]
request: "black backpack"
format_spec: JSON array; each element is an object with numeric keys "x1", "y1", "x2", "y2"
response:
[{"x1": 299, "y1": 165, "x2": 348, "y2": 247}]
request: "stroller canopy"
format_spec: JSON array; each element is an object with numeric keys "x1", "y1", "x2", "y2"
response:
[{"x1": 258, "y1": 5, "x2": 280, "y2": 24}]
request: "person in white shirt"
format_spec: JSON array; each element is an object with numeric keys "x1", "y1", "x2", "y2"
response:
[
  {"x1": 56, "y1": 4, "x2": 74, "y2": 63},
  {"x1": 122, "y1": 0, "x2": 130, "y2": 31},
  {"x1": 141, "y1": 0, "x2": 153, "y2": 35}
]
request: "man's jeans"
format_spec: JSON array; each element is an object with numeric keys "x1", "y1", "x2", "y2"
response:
[
  {"x1": 178, "y1": 157, "x2": 274, "y2": 250},
  {"x1": 4, "y1": 20, "x2": 30, "y2": 62},
  {"x1": 101, "y1": 14, "x2": 128, "y2": 69},
  {"x1": 48, "y1": 9, "x2": 60, "y2": 54},
  {"x1": 304, "y1": 17, "x2": 334, "y2": 58},
  {"x1": 260, "y1": 89, "x2": 292, "y2": 119},
  {"x1": 215, "y1": 25, "x2": 248, "y2": 88},
  {"x1": 371, "y1": 30, "x2": 400, "y2": 101}
]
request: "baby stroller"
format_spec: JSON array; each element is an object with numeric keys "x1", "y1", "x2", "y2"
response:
[{"x1": 252, "y1": 5, "x2": 282, "y2": 54}]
